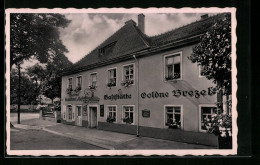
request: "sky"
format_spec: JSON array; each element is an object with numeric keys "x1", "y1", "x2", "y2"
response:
[{"x1": 22, "y1": 13, "x2": 216, "y2": 68}]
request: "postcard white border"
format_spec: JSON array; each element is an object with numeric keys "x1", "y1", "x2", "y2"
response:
[{"x1": 5, "y1": 7, "x2": 237, "y2": 156}]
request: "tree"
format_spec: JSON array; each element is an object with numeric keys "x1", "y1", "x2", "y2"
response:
[
  {"x1": 10, "y1": 68, "x2": 37, "y2": 105},
  {"x1": 10, "y1": 13, "x2": 70, "y2": 67},
  {"x1": 42, "y1": 53, "x2": 72, "y2": 103},
  {"x1": 10, "y1": 13, "x2": 70, "y2": 123},
  {"x1": 188, "y1": 13, "x2": 231, "y2": 112},
  {"x1": 26, "y1": 63, "x2": 46, "y2": 103}
]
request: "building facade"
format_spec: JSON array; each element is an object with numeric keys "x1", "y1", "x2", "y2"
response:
[{"x1": 61, "y1": 13, "x2": 228, "y2": 146}]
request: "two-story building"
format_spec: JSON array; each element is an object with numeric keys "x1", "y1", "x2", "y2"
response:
[{"x1": 61, "y1": 13, "x2": 229, "y2": 147}]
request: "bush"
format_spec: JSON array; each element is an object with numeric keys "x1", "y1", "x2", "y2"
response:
[{"x1": 203, "y1": 113, "x2": 232, "y2": 149}]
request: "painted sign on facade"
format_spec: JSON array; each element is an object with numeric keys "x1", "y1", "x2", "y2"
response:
[
  {"x1": 104, "y1": 93, "x2": 132, "y2": 101},
  {"x1": 141, "y1": 87, "x2": 216, "y2": 99}
]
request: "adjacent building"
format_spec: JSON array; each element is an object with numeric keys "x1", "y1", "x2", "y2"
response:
[{"x1": 61, "y1": 13, "x2": 229, "y2": 147}]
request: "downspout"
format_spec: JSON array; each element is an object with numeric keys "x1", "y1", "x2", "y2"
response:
[{"x1": 133, "y1": 54, "x2": 140, "y2": 137}]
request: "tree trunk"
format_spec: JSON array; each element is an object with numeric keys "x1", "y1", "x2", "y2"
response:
[
  {"x1": 217, "y1": 81, "x2": 223, "y2": 114},
  {"x1": 17, "y1": 64, "x2": 21, "y2": 124}
]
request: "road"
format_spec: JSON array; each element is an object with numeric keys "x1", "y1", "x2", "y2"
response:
[
  {"x1": 10, "y1": 128, "x2": 104, "y2": 150},
  {"x1": 10, "y1": 113, "x2": 105, "y2": 150}
]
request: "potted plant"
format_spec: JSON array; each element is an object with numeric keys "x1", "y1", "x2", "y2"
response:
[
  {"x1": 122, "y1": 117, "x2": 133, "y2": 124},
  {"x1": 203, "y1": 113, "x2": 232, "y2": 149},
  {"x1": 74, "y1": 86, "x2": 81, "y2": 93},
  {"x1": 106, "y1": 82, "x2": 116, "y2": 89},
  {"x1": 106, "y1": 116, "x2": 116, "y2": 123},
  {"x1": 88, "y1": 84, "x2": 97, "y2": 90},
  {"x1": 165, "y1": 118, "x2": 180, "y2": 129},
  {"x1": 165, "y1": 75, "x2": 174, "y2": 81},
  {"x1": 66, "y1": 87, "x2": 73, "y2": 94},
  {"x1": 165, "y1": 73, "x2": 180, "y2": 82},
  {"x1": 121, "y1": 79, "x2": 134, "y2": 88}
]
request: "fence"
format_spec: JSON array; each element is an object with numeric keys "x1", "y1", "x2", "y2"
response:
[{"x1": 39, "y1": 107, "x2": 61, "y2": 123}]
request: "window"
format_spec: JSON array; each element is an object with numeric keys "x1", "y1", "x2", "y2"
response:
[
  {"x1": 108, "y1": 68, "x2": 117, "y2": 86},
  {"x1": 99, "y1": 48, "x2": 105, "y2": 55},
  {"x1": 76, "y1": 106, "x2": 81, "y2": 116},
  {"x1": 165, "y1": 53, "x2": 181, "y2": 80},
  {"x1": 200, "y1": 105, "x2": 217, "y2": 131},
  {"x1": 123, "y1": 64, "x2": 134, "y2": 84},
  {"x1": 90, "y1": 73, "x2": 97, "y2": 86},
  {"x1": 199, "y1": 65, "x2": 207, "y2": 77},
  {"x1": 76, "y1": 76, "x2": 82, "y2": 89},
  {"x1": 63, "y1": 105, "x2": 66, "y2": 120},
  {"x1": 67, "y1": 105, "x2": 72, "y2": 120},
  {"x1": 123, "y1": 106, "x2": 134, "y2": 124},
  {"x1": 68, "y1": 78, "x2": 73, "y2": 89},
  {"x1": 165, "y1": 106, "x2": 182, "y2": 129},
  {"x1": 107, "y1": 106, "x2": 117, "y2": 122},
  {"x1": 98, "y1": 41, "x2": 117, "y2": 56}
]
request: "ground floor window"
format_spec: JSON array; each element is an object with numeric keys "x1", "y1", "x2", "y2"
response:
[
  {"x1": 76, "y1": 106, "x2": 81, "y2": 116},
  {"x1": 63, "y1": 105, "x2": 66, "y2": 120},
  {"x1": 123, "y1": 106, "x2": 134, "y2": 124},
  {"x1": 107, "y1": 106, "x2": 116, "y2": 123},
  {"x1": 67, "y1": 105, "x2": 72, "y2": 120},
  {"x1": 200, "y1": 105, "x2": 217, "y2": 131},
  {"x1": 165, "y1": 106, "x2": 181, "y2": 129}
]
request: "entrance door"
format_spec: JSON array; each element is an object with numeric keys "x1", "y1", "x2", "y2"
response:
[
  {"x1": 76, "y1": 106, "x2": 82, "y2": 126},
  {"x1": 89, "y1": 106, "x2": 97, "y2": 128}
]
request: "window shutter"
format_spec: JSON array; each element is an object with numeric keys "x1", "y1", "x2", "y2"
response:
[
  {"x1": 72, "y1": 105, "x2": 75, "y2": 121},
  {"x1": 63, "y1": 105, "x2": 66, "y2": 120}
]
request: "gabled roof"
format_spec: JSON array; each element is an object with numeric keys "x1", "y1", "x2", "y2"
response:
[
  {"x1": 64, "y1": 21, "x2": 150, "y2": 75},
  {"x1": 148, "y1": 13, "x2": 227, "y2": 47},
  {"x1": 63, "y1": 13, "x2": 227, "y2": 76}
]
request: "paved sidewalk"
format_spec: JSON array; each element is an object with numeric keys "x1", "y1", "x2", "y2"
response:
[
  {"x1": 12, "y1": 118, "x2": 216, "y2": 149},
  {"x1": 44, "y1": 124, "x2": 137, "y2": 149}
]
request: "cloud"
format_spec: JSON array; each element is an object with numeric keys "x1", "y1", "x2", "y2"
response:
[
  {"x1": 145, "y1": 13, "x2": 202, "y2": 36},
  {"x1": 59, "y1": 13, "x2": 126, "y2": 63},
  {"x1": 59, "y1": 13, "x2": 216, "y2": 63}
]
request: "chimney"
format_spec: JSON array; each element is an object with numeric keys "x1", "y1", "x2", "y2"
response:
[
  {"x1": 138, "y1": 14, "x2": 145, "y2": 33},
  {"x1": 201, "y1": 14, "x2": 208, "y2": 20}
]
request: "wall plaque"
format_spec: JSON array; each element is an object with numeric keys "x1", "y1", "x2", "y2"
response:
[
  {"x1": 142, "y1": 109, "x2": 150, "y2": 118},
  {"x1": 100, "y1": 105, "x2": 104, "y2": 117}
]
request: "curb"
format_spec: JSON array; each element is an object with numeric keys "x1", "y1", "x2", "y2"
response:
[{"x1": 13, "y1": 124, "x2": 43, "y2": 130}]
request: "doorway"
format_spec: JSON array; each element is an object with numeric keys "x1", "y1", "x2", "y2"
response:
[
  {"x1": 76, "y1": 105, "x2": 82, "y2": 126},
  {"x1": 89, "y1": 106, "x2": 97, "y2": 128}
]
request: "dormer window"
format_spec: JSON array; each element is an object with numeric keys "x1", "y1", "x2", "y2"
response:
[
  {"x1": 98, "y1": 41, "x2": 117, "y2": 56},
  {"x1": 99, "y1": 48, "x2": 105, "y2": 56}
]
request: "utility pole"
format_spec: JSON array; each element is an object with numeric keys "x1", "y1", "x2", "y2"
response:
[
  {"x1": 17, "y1": 64, "x2": 21, "y2": 124},
  {"x1": 133, "y1": 54, "x2": 139, "y2": 137}
]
